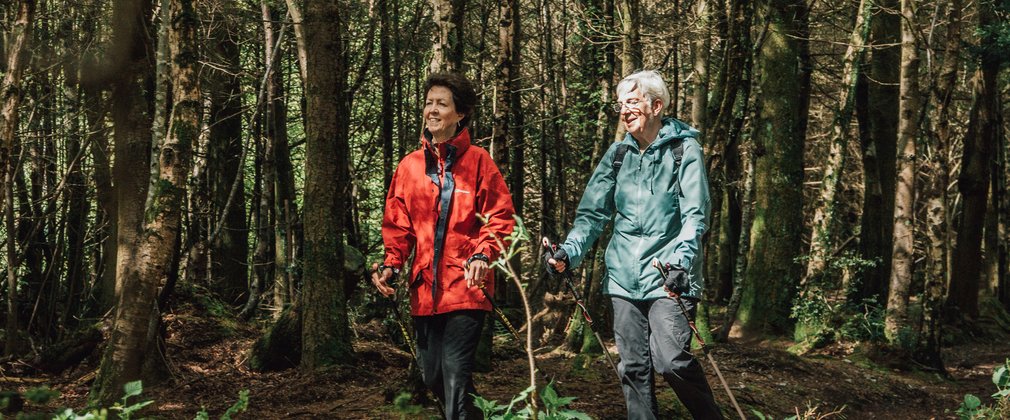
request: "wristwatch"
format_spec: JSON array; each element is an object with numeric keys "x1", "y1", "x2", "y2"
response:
[
  {"x1": 378, "y1": 264, "x2": 400, "y2": 278},
  {"x1": 465, "y1": 253, "x2": 490, "y2": 268}
]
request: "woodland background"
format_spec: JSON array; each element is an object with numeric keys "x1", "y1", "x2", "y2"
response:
[{"x1": 0, "y1": 0, "x2": 1009, "y2": 417}]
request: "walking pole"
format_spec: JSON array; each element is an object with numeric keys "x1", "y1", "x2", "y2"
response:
[
  {"x1": 478, "y1": 285, "x2": 524, "y2": 342},
  {"x1": 378, "y1": 267, "x2": 447, "y2": 420},
  {"x1": 541, "y1": 237, "x2": 647, "y2": 404},
  {"x1": 652, "y1": 259, "x2": 746, "y2": 420}
]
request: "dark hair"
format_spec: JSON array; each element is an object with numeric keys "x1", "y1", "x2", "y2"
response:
[{"x1": 423, "y1": 72, "x2": 478, "y2": 129}]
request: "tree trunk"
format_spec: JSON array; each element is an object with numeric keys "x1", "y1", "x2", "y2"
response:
[
  {"x1": 705, "y1": 0, "x2": 751, "y2": 303},
  {"x1": 801, "y1": 0, "x2": 871, "y2": 287},
  {"x1": 993, "y1": 118, "x2": 1008, "y2": 308},
  {"x1": 690, "y1": 0, "x2": 710, "y2": 133},
  {"x1": 613, "y1": 0, "x2": 641, "y2": 143},
  {"x1": 506, "y1": 0, "x2": 524, "y2": 306},
  {"x1": 110, "y1": 0, "x2": 156, "y2": 314},
  {"x1": 300, "y1": 0, "x2": 353, "y2": 368},
  {"x1": 380, "y1": 0, "x2": 395, "y2": 192},
  {"x1": 206, "y1": 3, "x2": 248, "y2": 304},
  {"x1": 491, "y1": 0, "x2": 517, "y2": 171},
  {"x1": 919, "y1": 0, "x2": 962, "y2": 360},
  {"x1": 93, "y1": 0, "x2": 197, "y2": 403},
  {"x1": 735, "y1": 0, "x2": 809, "y2": 337},
  {"x1": 883, "y1": 0, "x2": 920, "y2": 345},
  {"x1": 948, "y1": 6, "x2": 1002, "y2": 318},
  {"x1": 429, "y1": 0, "x2": 466, "y2": 73},
  {"x1": 62, "y1": 55, "x2": 90, "y2": 331},
  {"x1": 856, "y1": 0, "x2": 899, "y2": 305},
  {"x1": 84, "y1": 81, "x2": 117, "y2": 313},
  {"x1": 0, "y1": 0, "x2": 35, "y2": 357}
]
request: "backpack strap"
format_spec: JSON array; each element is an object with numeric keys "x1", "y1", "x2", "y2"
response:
[{"x1": 612, "y1": 143, "x2": 634, "y2": 177}]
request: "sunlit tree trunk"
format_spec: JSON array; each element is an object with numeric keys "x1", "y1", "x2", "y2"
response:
[
  {"x1": 883, "y1": 0, "x2": 920, "y2": 345},
  {"x1": 94, "y1": 0, "x2": 197, "y2": 403},
  {"x1": 429, "y1": 0, "x2": 466, "y2": 73},
  {"x1": 800, "y1": 0, "x2": 872, "y2": 291},
  {"x1": 913, "y1": 0, "x2": 962, "y2": 370}
]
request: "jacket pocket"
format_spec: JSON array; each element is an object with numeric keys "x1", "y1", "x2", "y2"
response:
[{"x1": 409, "y1": 262, "x2": 429, "y2": 289}]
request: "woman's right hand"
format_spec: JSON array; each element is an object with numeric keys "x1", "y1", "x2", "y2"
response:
[
  {"x1": 543, "y1": 249, "x2": 569, "y2": 274},
  {"x1": 371, "y1": 263, "x2": 396, "y2": 297}
]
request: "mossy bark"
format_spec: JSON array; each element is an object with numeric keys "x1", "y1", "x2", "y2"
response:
[{"x1": 736, "y1": 0, "x2": 809, "y2": 338}]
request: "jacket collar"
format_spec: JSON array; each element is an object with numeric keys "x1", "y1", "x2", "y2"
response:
[
  {"x1": 422, "y1": 126, "x2": 472, "y2": 158},
  {"x1": 622, "y1": 117, "x2": 699, "y2": 151}
]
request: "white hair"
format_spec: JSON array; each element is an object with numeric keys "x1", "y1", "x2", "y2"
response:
[{"x1": 616, "y1": 70, "x2": 670, "y2": 110}]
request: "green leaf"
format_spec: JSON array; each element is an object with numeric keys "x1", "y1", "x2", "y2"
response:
[
  {"x1": 993, "y1": 364, "x2": 1009, "y2": 388},
  {"x1": 123, "y1": 381, "x2": 144, "y2": 399},
  {"x1": 557, "y1": 410, "x2": 592, "y2": 420},
  {"x1": 751, "y1": 409, "x2": 769, "y2": 420},
  {"x1": 220, "y1": 389, "x2": 250, "y2": 419},
  {"x1": 193, "y1": 409, "x2": 211, "y2": 420},
  {"x1": 963, "y1": 394, "x2": 982, "y2": 410},
  {"x1": 540, "y1": 383, "x2": 560, "y2": 406}
]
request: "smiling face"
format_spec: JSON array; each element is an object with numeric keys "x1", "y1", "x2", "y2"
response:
[
  {"x1": 424, "y1": 86, "x2": 465, "y2": 143},
  {"x1": 618, "y1": 87, "x2": 663, "y2": 140}
]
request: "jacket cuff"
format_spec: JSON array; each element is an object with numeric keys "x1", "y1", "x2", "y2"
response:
[
  {"x1": 671, "y1": 253, "x2": 692, "y2": 272},
  {"x1": 383, "y1": 255, "x2": 403, "y2": 269},
  {"x1": 561, "y1": 244, "x2": 579, "y2": 268},
  {"x1": 474, "y1": 243, "x2": 498, "y2": 262}
]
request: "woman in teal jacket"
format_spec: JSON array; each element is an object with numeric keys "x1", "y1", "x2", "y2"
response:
[{"x1": 545, "y1": 70, "x2": 721, "y2": 419}]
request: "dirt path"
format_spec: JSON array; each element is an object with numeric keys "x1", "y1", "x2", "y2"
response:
[{"x1": 2, "y1": 311, "x2": 1006, "y2": 419}]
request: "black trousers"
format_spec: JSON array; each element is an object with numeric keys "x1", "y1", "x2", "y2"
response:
[
  {"x1": 413, "y1": 310, "x2": 486, "y2": 419},
  {"x1": 612, "y1": 296, "x2": 723, "y2": 420}
]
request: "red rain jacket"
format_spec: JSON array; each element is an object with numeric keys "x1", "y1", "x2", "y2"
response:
[{"x1": 382, "y1": 128, "x2": 516, "y2": 315}]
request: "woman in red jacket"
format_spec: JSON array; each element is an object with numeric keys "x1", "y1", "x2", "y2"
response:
[{"x1": 371, "y1": 72, "x2": 516, "y2": 419}]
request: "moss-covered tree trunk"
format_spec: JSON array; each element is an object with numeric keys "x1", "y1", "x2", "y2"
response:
[
  {"x1": 735, "y1": 0, "x2": 809, "y2": 338},
  {"x1": 300, "y1": 0, "x2": 353, "y2": 368},
  {"x1": 93, "y1": 0, "x2": 197, "y2": 403}
]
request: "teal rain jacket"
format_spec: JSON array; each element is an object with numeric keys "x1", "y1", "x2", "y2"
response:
[{"x1": 561, "y1": 117, "x2": 711, "y2": 300}]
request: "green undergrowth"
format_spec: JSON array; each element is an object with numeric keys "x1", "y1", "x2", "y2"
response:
[
  {"x1": 472, "y1": 382, "x2": 590, "y2": 420},
  {"x1": 954, "y1": 358, "x2": 1010, "y2": 419},
  {"x1": 1, "y1": 381, "x2": 248, "y2": 420}
]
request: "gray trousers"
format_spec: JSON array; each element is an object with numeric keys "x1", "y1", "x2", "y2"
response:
[
  {"x1": 612, "y1": 296, "x2": 723, "y2": 420},
  {"x1": 414, "y1": 310, "x2": 485, "y2": 419}
]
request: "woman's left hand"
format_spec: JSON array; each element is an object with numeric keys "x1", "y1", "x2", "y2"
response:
[{"x1": 465, "y1": 260, "x2": 489, "y2": 288}]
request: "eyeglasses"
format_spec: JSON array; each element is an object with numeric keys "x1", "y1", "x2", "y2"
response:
[{"x1": 611, "y1": 99, "x2": 644, "y2": 113}]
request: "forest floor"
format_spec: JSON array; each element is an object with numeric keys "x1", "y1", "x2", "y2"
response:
[{"x1": 2, "y1": 298, "x2": 1009, "y2": 419}]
